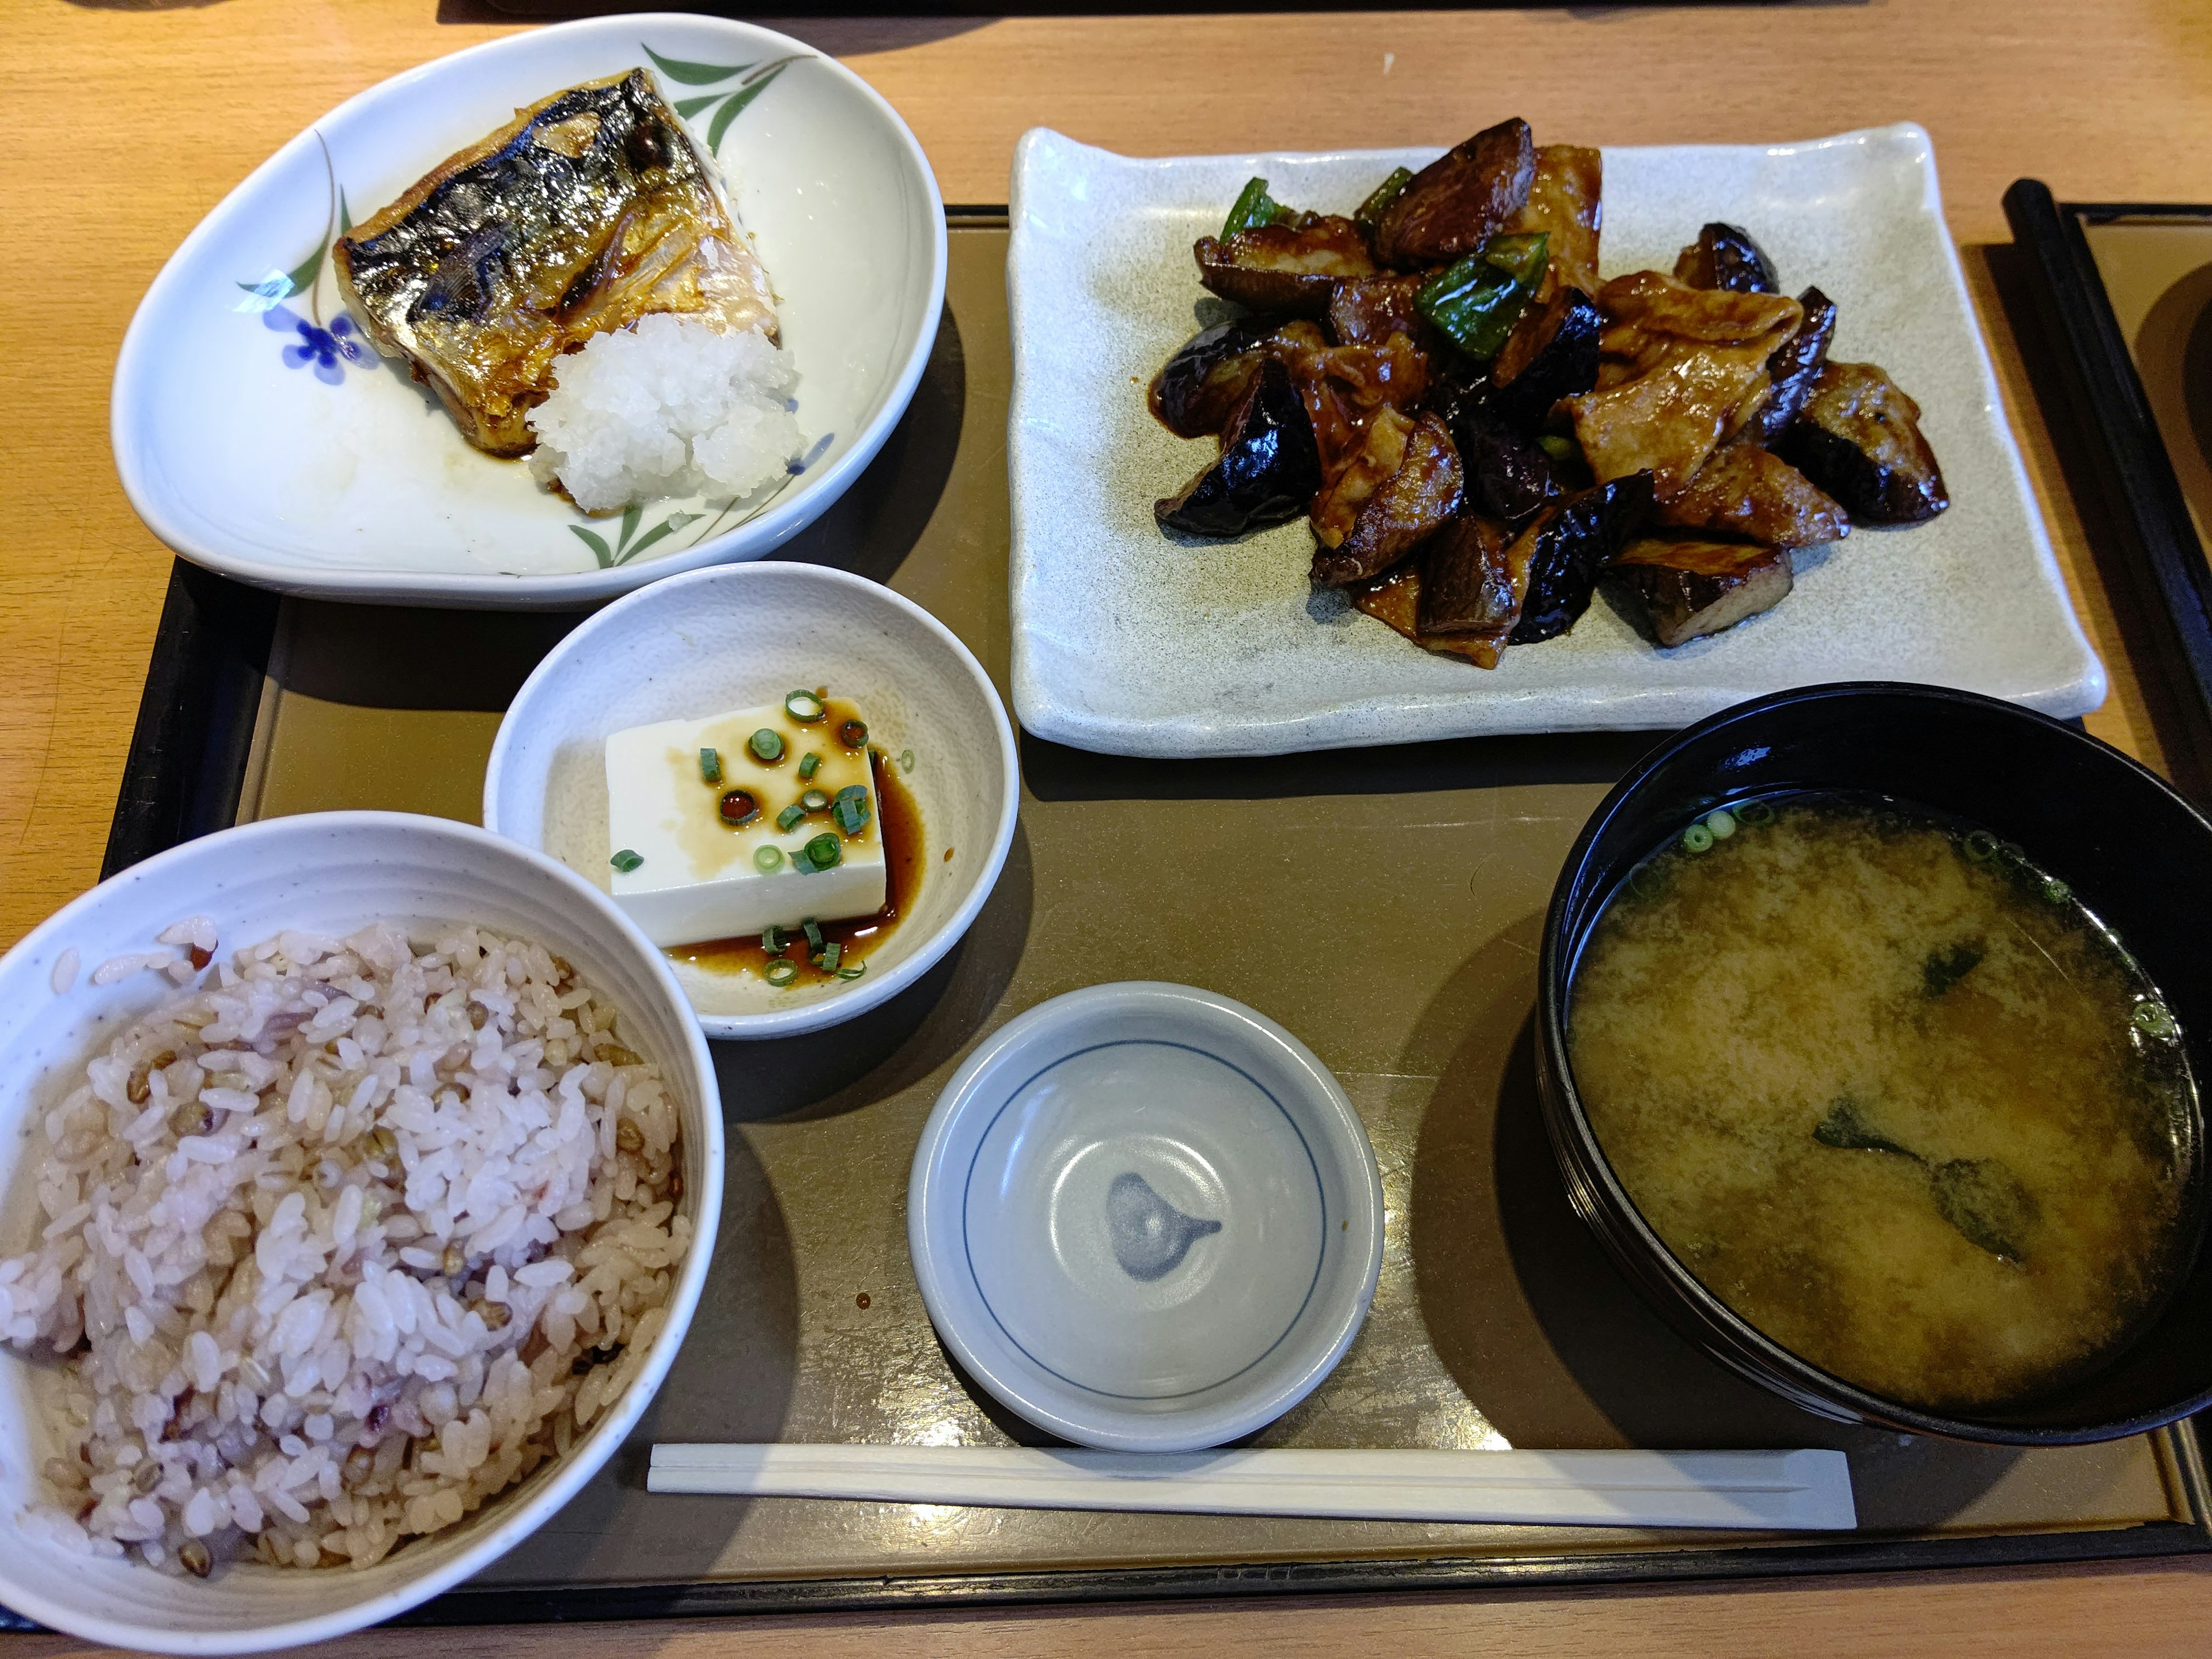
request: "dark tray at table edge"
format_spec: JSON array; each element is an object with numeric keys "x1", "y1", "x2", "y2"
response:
[
  {"x1": 1999, "y1": 182, "x2": 2212, "y2": 789},
  {"x1": 15, "y1": 200, "x2": 2212, "y2": 1633}
]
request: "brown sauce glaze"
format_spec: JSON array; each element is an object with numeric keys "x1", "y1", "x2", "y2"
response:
[{"x1": 672, "y1": 749, "x2": 925, "y2": 986}]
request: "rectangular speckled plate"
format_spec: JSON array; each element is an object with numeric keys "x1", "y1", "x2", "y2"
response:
[
  {"x1": 31, "y1": 220, "x2": 2209, "y2": 1632},
  {"x1": 1007, "y1": 125, "x2": 2105, "y2": 758}
]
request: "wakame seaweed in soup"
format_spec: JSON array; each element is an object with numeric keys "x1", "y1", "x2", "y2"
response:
[{"x1": 1567, "y1": 792, "x2": 2200, "y2": 1413}]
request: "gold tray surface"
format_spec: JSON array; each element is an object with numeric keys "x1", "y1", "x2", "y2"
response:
[{"x1": 233, "y1": 226, "x2": 2192, "y2": 1589}]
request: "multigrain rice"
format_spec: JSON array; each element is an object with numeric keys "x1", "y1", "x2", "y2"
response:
[{"x1": 1, "y1": 922, "x2": 687, "y2": 1575}]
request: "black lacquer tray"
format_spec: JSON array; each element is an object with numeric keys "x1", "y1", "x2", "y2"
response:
[{"x1": 7, "y1": 210, "x2": 2212, "y2": 1635}]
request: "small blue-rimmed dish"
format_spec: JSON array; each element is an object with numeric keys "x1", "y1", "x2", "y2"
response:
[{"x1": 908, "y1": 983, "x2": 1384, "y2": 1451}]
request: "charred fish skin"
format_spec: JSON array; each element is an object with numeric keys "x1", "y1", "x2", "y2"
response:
[{"x1": 335, "y1": 70, "x2": 777, "y2": 457}]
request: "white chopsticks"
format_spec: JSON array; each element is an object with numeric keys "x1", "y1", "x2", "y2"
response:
[{"x1": 646, "y1": 1444, "x2": 1855, "y2": 1531}]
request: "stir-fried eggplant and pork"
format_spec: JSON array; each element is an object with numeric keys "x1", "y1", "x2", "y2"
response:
[{"x1": 1148, "y1": 120, "x2": 1949, "y2": 665}]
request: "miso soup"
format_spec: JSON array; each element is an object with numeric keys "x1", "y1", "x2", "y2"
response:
[{"x1": 1567, "y1": 793, "x2": 2200, "y2": 1412}]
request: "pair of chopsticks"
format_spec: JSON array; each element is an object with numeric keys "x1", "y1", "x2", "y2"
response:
[{"x1": 647, "y1": 1444, "x2": 1855, "y2": 1531}]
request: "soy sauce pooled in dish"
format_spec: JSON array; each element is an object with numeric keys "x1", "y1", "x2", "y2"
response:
[
  {"x1": 676, "y1": 748, "x2": 925, "y2": 988},
  {"x1": 1567, "y1": 793, "x2": 2200, "y2": 1413}
]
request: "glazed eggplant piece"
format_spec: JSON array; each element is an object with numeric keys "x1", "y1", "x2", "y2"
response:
[
  {"x1": 1490, "y1": 285, "x2": 1604, "y2": 427},
  {"x1": 1148, "y1": 319, "x2": 1273, "y2": 439},
  {"x1": 1775, "y1": 361, "x2": 1950, "y2": 524},
  {"x1": 1311, "y1": 413, "x2": 1463, "y2": 585},
  {"x1": 1194, "y1": 217, "x2": 1377, "y2": 317},
  {"x1": 1509, "y1": 472, "x2": 1656, "y2": 643},
  {"x1": 1743, "y1": 286, "x2": 1837, "y2": 445},
  {"x1": 1436, "y1": 385, "x2": 1566, "y2": 527},
  {"x1": 1350, "y1": 565, "x2": 1500, "y2": 665},
  {"x1": 1416, "y1": 512, "x2": 1518, "y2": 639},
  {"x1": 1613, "y1": 536, "x2": 1793, "y2": 646},
  {"x1": 1505, "y1": 145, "x2": 1603, "y2": 299},
  {"x1": 1372, "y1": 118, "x2": 1536, "y2": 270},
  {"x1": 1673, "y1": 223, "x2": 1780, "y2": 294},
  {"x1": 1327, "y1": 275, "x2": 1431, "y2": 346},
  {"x1": 1156, "y1": 358, "x2": 1322, "y2": 536},
  {"x1": 1657, "y1": 442, "x2": 1849, "y2": 549}
]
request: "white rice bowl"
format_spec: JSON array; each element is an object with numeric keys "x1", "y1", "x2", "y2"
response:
[
  {"x1": 5, "y1": 922, "x2": 683, "y2": 1578},
  {"x1": 527, "y1": 314, "x2": 804, "y2": 513},
  {"x1": 0, "y1": 812, "x2": 721, "y2": 1654}
]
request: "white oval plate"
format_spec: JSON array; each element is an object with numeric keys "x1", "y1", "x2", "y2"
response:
[
  {"x1": 112, "y1": 15, "x2": 946, "y2": 607},
  {"x1": 908, "y1": 983, "x2": 1385, "y2": 1451},
  {"x1": 482, "y1": 563, "x2": 1020, "y2": 1039}
]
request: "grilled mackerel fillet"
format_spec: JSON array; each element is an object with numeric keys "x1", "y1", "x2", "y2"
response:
[{"x1": 334, "y1": 70, "x2": 778, "y2": 457}]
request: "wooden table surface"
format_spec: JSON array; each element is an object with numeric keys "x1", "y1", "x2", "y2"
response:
[{"x1": 9, "y1": 0, "x2": 2212, "y2": 1652}]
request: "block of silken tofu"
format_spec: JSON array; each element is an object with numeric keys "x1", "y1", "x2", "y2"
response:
[{"x1": 604, "y1": 695, "x2": 884, "y2": 948}]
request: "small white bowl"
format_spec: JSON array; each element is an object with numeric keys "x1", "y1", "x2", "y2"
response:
[
  {"x1": 111, "y1": 14, "x2": 946, "y2": 606},
  {"x1": 483, "y1": 563, "x2": 1020, "y2": 1039},
  {"x1": 0, "y1": 812, "x2": 722, "y2": 1654},
  {"x1": 908, "y1": 983, "x2": 1384, "y2": 1451}
]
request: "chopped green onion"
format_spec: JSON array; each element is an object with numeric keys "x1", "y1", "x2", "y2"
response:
[
  {"x1": 2134, "y1": 1001, "x2": 2179, "y2": 1040},
  {"x1": 1682, "y1": 822, "x2": 1715, "y2": 854},
  {"x1": 1736, "y1": 800, "x2": 1775, "y2": 826},
  {"x1": 762, "y1": 924, "x2": 785, "y2": 952},
  {"x1": 1627, "y1": 864, "x2": 1668, "y2": 902},
  {"x1": 835, "y1": 794, "x2": 870, "y2": 835},
  {"x1": 1354, "y1": 166, "x2": 1414, "y2": 231},
  {"x1": 2042, "y1": 877, "x2": 2072, "y2": 904},
  {"x1": 802, "y1": 918, "x2": 825, "y2": 952},
  {"x1": 698, "y1": 748, "x2": 722, "y2": 785},
  {"x1": 838, "y1": 718, "x2": 868, "y2": 749},
  {"x1": 1415, "y1": 231, "x2": 1547, "y2": 361},
  {"x1": 1536, "y1": 434, "x2": 1580, "y2": 465},
  {"x1": 784, "y1": 690, "x2": 825, "y2": 722},
  {"x1": 817, "y1": 942, "x2": 843, "y2": 974},
  {"x1": 899, "y1": 749, "x2": 915, "y2": 773},
  {"x1": 1705, "y1": 808, "x2": 1737, "y2": 840},
  {"x1": 754, "y1": 844, "x2": 784, "y2": 873},
  {"x1": 749, "y1": 728, "x2": 785, "y2": 763},
  {"x1": 801, "y1": 787, "x2": 830, "y2": 812},
  {"x1": 837, "y1": 963, "x2": 866, "y2": 980},
  {"x1": 798, "y1": 752, "x2": 821, "y2": 780},
  {"x1": 609, "y1": 849, "x2": 643, "y2": 873},
  {"x1": 1221, "y1": 176, "x2": 1295, "y2": 239},
  {"x1": 718, "y1": 789, "x2": 760, "y2": 827},
  {"x1": 836, "y1": 783, "x2": 868, "y2": 802},
  {"x1": 764, "y1": 960, "x2": 798, "y2": 988},
  {"x1": 804, "y1": 832, "x2": 842, "y2": 870},
  {"x1": 777, "y1": 802, "x2": 806, "y2": 832},
  {"x1": 1963, "y1": 829, "x2": 1999, "y2": 863}
]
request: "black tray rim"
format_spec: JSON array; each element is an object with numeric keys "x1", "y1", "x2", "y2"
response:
[
  {"x1": 18, "y1": 201, "x2": 2212, "y2": 1633},
  {"x1": 1998, "y1": 181, "x2": 2212, "y2": 788}
]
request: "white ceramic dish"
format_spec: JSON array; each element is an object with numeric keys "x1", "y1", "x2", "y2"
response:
[
  {"x1": 1006, "y1": 123, "x2": 2105, "y2": 757},
  {"x1": 0, "y1": 812, "x2": 722, "y2": 1654},
  {"x1": 907, "y1": 983, "x2": 1384, "y2": 1452},
  {"x1": 482, "y1": 563, "x2": 1019, "y2": 1039},
  {"x1": 111, "y1": 14, "x2": 946, "y2": 607}
]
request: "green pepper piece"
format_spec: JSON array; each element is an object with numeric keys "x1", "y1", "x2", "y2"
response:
[
  {"x1": 1353, "y1": 166, "x2": 1414, "y2": 232},
  {"x1": 1482, "y1": 231, "x2": 1550, "y2": 287},
  {"x1": 1221, "y1": 176, "x2": 1295, "y2": 239},
  {"x1": 1415, "y1": 231, "x2": 1548, "y2": 362}
]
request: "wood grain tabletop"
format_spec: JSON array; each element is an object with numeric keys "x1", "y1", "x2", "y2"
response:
[{"x1": 8, "y1": 0, "x2": 2212, "y2": 1652}]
